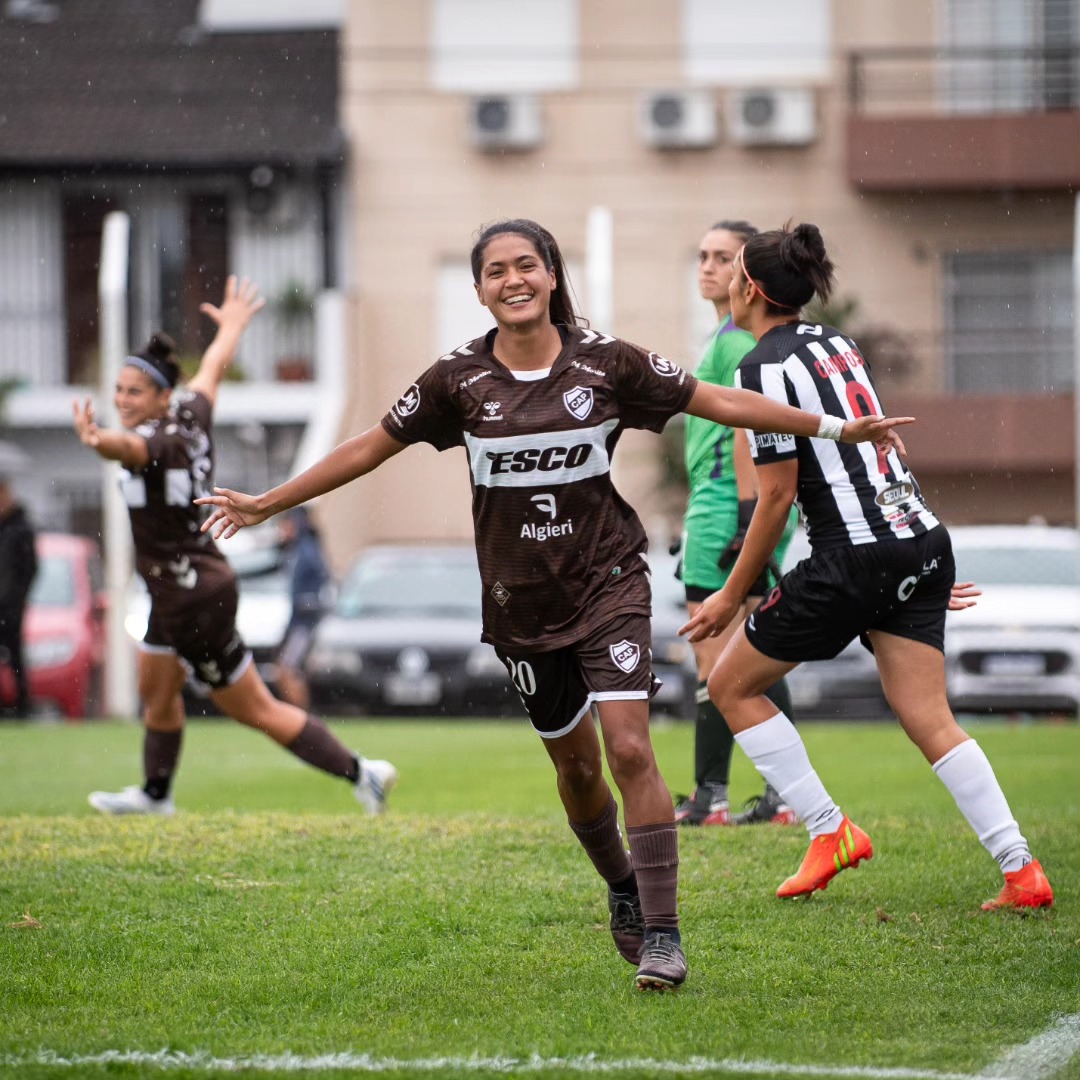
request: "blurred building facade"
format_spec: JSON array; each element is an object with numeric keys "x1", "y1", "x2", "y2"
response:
[
  {"x1": 330, "y1": 0, "x2": 1076, "y2": 566},
  {"x1": 0, "y1": 0, "x2": 348, "y2": 538},
  {"x1": 0, "y1": 0, "x2": 1075, "y2": 570}
]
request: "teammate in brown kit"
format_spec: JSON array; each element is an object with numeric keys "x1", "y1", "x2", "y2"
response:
[
  {"x1": 196, "y1": 221, "x2": 911, "y2": 990},
  {"x1": 73, "y1": 277, "x2": 397, "y2": 817}
]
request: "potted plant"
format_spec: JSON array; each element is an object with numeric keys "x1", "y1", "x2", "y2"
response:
[{"x1": 275, "y1": 280, "x2": 315, "y2": 382}]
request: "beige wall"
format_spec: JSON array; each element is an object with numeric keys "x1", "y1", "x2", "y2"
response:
[{"x1": 322, "y1": 0, "x2": 1075, "y2": 571}]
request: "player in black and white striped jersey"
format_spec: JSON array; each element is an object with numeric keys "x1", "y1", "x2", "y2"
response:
[
  {"x1": 736, "y1": 320, "x2": 938, "y2": 548},
  {"x1": 681, "y1": 222, "x2": 1053, "y2": 912}
]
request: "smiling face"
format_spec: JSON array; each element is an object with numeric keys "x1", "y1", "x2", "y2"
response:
[
  {"x1": 114, "y1": 366, "x2": 171, "y2": 430},
  {"x1": 474, "y1": 232, "x2": 556, "y2": 330},
  {"x1": 697, "y1": 228, "x2": 743, "y2": 310}
]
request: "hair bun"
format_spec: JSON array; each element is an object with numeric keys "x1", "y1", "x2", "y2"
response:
[{"x1": 146, "y1": 332, "x2": 177, "y2": 362}]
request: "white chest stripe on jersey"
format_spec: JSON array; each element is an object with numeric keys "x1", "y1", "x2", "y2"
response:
[{"x1": 465, "y1": 419, "x2": 619, "y2": 489}]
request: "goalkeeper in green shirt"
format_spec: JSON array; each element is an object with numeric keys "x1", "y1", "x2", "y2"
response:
[{"x1": 674, "y1": 220, "x2": 800, "y2": 827}]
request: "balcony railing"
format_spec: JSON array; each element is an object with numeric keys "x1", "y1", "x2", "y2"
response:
[{"x1": 848, "y1": 46, "x2": 1080, "y2": 115}]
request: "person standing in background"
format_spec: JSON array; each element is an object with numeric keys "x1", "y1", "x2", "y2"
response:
[
  {"x1": 275, "y1": 506, "x2": 330, "y2": 710},
  {"x1": 674, "y1": 220, "x2": 800, "y2": 828},
  {"x1": 0, "y1": 473, "x2": 38, "y2": 719}
]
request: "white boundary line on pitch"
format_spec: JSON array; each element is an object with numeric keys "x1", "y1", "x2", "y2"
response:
[{"x1": 3, "y1": 1014, "x2": 1078, "y2": 1079}]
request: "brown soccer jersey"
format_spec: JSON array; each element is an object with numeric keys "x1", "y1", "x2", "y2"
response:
[
  {"x1": 381, "y1": 326, "x2": 697, "y2": 651},
  {"x1": 120, "y1": 388, "x2": 234, "y2": 605}
]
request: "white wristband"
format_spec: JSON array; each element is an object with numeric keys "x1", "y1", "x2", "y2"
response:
[{"x1": 817, "y1": 414, "x2": 845, "y2": 441}]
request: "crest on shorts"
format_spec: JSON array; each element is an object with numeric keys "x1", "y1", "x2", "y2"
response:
[
  {"x1": 609, "y1": 639, "x2": 641, "y2": 673},
  {"x1": 563, "y1": 386, "x2": 594, "y2": 421}
]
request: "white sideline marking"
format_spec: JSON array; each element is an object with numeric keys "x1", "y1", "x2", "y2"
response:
[
  {"x1": 4, "y1": 1016, "x2": 1078, "y2": 1079},
  {"x1": 983, "y1": 1014, "x2": 1080, "y2": 1080}
]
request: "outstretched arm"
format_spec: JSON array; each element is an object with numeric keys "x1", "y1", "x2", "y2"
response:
[
  {"x1": 196, "y1": 423, "x2": 409, "y2": 539},
  {"x1": 72, "y1": 397, "x2": 149, "y2": 470},
  {"x1": 186, "y1": 276, "x2": 266, "y2": 406},
  {"x1": 686, "y1": 381, "x2": 912, "y2": 454}
]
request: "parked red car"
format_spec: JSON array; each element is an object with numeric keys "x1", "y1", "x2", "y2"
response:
[{"x1": 23, "y1": 533, "x2": 107, "y2": 719}]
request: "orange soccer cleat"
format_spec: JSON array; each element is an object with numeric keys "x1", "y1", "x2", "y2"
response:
[
  {"x1": 776, "y1": 816, "x2": 873, "y2": 899},
  {"x1": 981, "y1": 859, "x2": 1054, "y2": 912}
]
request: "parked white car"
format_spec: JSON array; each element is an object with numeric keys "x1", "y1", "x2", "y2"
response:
[
  {"x1": 125, "y1": 525, "x2": 293, "y2": 707},
  {"x1": 946, "y1": 525, "x2": 1080, "y2": 716}
]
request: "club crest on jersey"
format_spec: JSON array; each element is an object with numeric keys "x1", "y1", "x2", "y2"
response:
[
  {"x1": 563, "y1": 385, "x2": 594, "y2": 421},
  {"x1": 648, "y1": 353, "x2": 681, "y2": 378},
  {"x1": 393, "y1": 383, "x2": 421, "y2": 419},
  {"x1": 609, "y1": 639, "x2": 641, "y2": 673}
]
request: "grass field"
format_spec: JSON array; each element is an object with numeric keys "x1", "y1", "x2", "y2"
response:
[{"x1": 0, "y1": 717, "x2": 1077, "y2": 1080}]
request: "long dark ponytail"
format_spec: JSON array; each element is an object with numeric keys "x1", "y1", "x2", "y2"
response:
[
  {"x1": 470, "y1": 219, "x2": 586, "y2": 327},
  {"x1": 741, "y1": 221, "x2": 835, "y2": 315}
]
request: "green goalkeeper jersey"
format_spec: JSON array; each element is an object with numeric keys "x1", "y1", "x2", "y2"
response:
[{"x1": 684, "y1": 315, "x2": 756, "y2": 493}]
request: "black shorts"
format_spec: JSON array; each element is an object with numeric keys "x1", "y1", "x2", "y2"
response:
[
  {"x1": 495, "y1": 611, "x2": 660, "y2": 739},
  {"x1": 745, "y1": 526, "x2": 955, "y2": 663},
  {"x1": 144, "y1": 582, "x2": 251, "y2": 691}
]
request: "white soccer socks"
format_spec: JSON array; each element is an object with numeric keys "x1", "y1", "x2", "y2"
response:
[
  {"x1": 734, "y1": 712, "x2": 844, "y2": 837},
  {"x1": 932, "y1": 738, "x2": 1031, "y2": 873}
]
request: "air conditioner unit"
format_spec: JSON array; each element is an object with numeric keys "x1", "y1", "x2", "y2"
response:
[
  {"x1": 727, "y1": 88, "x2": 817, "y2": 147},
  {"x1": 640, "y1": 90, "x2": 717, "y2": 149},
  {"x1": 469, "y1": 94, "x2": 543, "y2": 152}
]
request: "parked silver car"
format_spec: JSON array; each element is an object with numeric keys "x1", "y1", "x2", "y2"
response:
[
  {"x1": 646, "y1": 550, "x2": 699, "y2": 720},
  {"x1": 946, "y1": 525, "x2": 1080, "y2": 715},
  {"x1": 304, "y1": 544, "x2": 519, "y2": 716},
  {"x1": 304, "y1": 542, "x2": 697, "y2": 718}
]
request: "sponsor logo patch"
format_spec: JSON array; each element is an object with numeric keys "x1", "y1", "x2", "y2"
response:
[
  {"x1": 647, "y1": 353, "x2": 681, "y2": 378},
  {"x1": 393, "y1": 383, "x2": 421, "y2": 419},
  {"x1": 875, "y1": 481, "x2": 915, "y2": 508},
  {"x1": 609, "y1": 638, "x2": 641, "y2": 673},
  {"x1": 491, "y1": 582, "x2": 511, "y2": 607}
]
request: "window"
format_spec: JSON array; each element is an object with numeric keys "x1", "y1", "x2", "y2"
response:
[
  {"x1": 431, "y1": 0, "x2": 578, "y2": 92},
  {"x1": 198, "y1": 0, "x2": 343, "y2": 30},
  {"x1": 940, "y1": 0, "x2": 1080, "y2": 111},
  {"x1": 682, "y1": 0, "x2": 830, "y2": 85},
  {"x1": 436, "y1": 262, "x2": 495, "y2": 357},
  {"x1": 944, "y1": 251, "x2": 1073, "y2": 394}
]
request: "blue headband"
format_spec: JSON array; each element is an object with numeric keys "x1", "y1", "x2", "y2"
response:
[{"x1": 124, "y1": 355, "x2": 172, "y2": 390}]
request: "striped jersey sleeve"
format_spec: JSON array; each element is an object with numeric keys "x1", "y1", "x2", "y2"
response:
[{"x1": 736, "y1": 322, "x2": 938, "y2": 551}]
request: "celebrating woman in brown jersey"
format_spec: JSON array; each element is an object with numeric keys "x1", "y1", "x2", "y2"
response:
[
  {"x1": 73, "y1": 277, "x2": 396, "y2": 817},
  {"x1": 195, "y1": 222, "x2": 911, "y2": 991}
]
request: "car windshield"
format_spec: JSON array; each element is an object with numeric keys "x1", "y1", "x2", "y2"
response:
[
  {"x1": 953, "y1": 545, "x2": 1080, "y2": 587},
  {"x1": 29, "y1": 554, "x2": 75, "y2": 608},
  {"x1": 337, "y1": 552, "x2": 482, "y2": 617}
]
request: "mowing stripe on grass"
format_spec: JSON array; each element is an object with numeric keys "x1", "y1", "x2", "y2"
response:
[{"x1": 5, "y1": 1016, "x2": 1080, "y2": 1080}]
